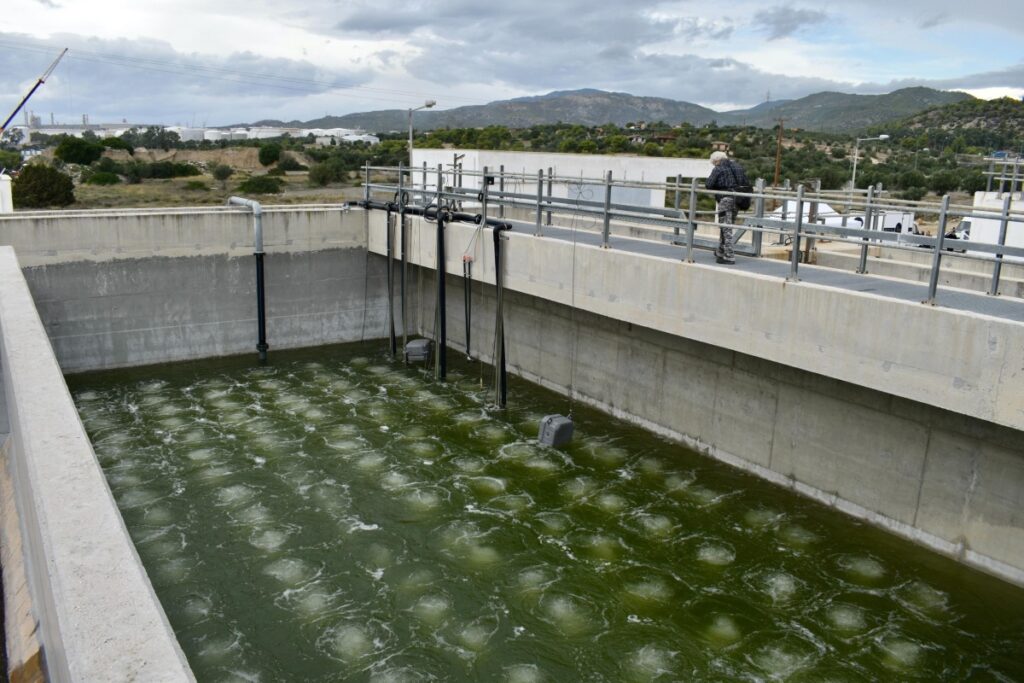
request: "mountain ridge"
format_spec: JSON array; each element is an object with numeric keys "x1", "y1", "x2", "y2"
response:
[{"x1": 243, "y1": 87, "x2": 974, "y2": 134}]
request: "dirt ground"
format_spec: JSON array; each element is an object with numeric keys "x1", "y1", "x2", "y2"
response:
[{"x1": 71, "y1": 172, "x2": 363, "y2": 209}]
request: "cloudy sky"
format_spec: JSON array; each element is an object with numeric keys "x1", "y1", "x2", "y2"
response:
[{"x1": 2, "y1": 0, "x2": 1023, "y2": 127}]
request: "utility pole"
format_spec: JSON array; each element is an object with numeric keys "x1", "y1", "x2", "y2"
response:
[{"x1": 773, "y1": 118, "x2": 785, "y2": 188}]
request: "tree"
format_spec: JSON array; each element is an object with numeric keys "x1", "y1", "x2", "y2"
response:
[
  {"x1": 55, "y1": 136, "x2": 104, "y2": 165},
  {"x1": 0, "y1": 149, "x2": 20, "y2": 171},
  {"x1": 258, "y1": 143, "x2": 282, "y2": 166},
  {"x1": 12, "y1": 164, "x2": 75, "y2": 208},
  {"x1": 212, "y1": 164, "x2": 234, "y2": 189}
]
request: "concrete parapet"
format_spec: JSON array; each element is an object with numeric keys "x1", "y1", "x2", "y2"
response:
[
  {"x1": 372, "y1": 213, "x2": 1024, "y2": 433},
  {"x1": 0, "y1": 247, "x2": 194, "y2": 681}
]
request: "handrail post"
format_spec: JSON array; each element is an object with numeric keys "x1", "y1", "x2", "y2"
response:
[
  {"x1": 435, "y1": 163, "x2": 447, "y2": 379},
  {"x1": 788, "y1": 184, "x2": 804, "y2": 281},
  {"x1": 685, "y1": 177, "x2": 697, "y2": 262},
  {"x1": 535, "y1": 169, "x2": 544, "y2": 236},
  {"x1": 926, "y1": 194, "x2": 951, "y2": 304},
  {"x1": 498, "y1": 164, "x2": 505, "y2": 219},
  {"x1": 989, "y1": 194, "x2": 1013, "y2": 296},
  {"x1": 857, "y1": 185, "x2": 874, "y2": 274},
  {"x1": 546, "y1": 167, "x2": 553, "y2": 225},
  {"x1": 673, "y1": 174, "x2": 682, "y2": 236},
  {"x1": 602, "y1": 170, "x2": 612, "y2": 248},
  {"x1": 752, "y1": 178, "x2": 765, "y2": 256}
]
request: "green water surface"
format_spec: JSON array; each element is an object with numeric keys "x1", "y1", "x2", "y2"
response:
[{"x1": 68, "y1": 343, "x2": 1024, "y2": 682}]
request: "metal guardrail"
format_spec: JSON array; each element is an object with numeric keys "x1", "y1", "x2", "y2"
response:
[{"x1": 365, "y1": 163, "x2": 1024, "y2": 304}]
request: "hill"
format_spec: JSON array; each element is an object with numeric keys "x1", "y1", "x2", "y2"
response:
[
  {"x1": 884, "y1": 96, "x2": 1024, "y2": 150},
  {"x1": 245, "y1": 87, "x2": 974, "y2": 135}
]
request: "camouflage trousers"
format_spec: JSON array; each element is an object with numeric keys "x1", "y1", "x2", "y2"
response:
[{"x1": 715, "y1": 196, "x2": 737, "y2": 262}]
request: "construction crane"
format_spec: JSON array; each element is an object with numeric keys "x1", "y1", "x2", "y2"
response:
[{"x1": 0, "y1": 48, "x2": 68, "y2": 139}]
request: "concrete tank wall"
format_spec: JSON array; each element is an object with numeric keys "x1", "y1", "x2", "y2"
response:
[
  {"x1": 1, "y1": 206, "x2": 391, "y2": 371},
  {"x1": 380, "y1": 213, "x2": 1024, "y2": 586},
  {"x1": 0, "y1": 247, "x2": 195, "y2": 682}
]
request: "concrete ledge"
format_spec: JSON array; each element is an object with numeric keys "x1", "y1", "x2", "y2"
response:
[{"x1": 0, "y1": 247, "x2": 194, "y2": 682}]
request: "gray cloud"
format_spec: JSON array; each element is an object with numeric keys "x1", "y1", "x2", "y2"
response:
[
  {"x1": 753, "y1": 6, "x2": 828, "y2": 40},
  {"x1": 918, "y1": 12, "x2": 948, "y2": 29},
  {"x1": 0, "y1": 33, "x2": 377, "y2": 125}
]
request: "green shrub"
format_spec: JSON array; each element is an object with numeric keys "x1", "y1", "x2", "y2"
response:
[
  {"x1": 237, "y1": 175, "x2": 284, "y2": 194},
  {"x1": 12, "y1": 164, "x2": 75, "y2": 208},
  {"x1": 184, "y1": 180, "x2": 208, "y2": 191},
  {"x1": 258, "y1": 143, "x2": 282, "y2": 166},
  {"x1": 276, "y1": 153, "x2": 307, "y2": 171},
  {"x1": 0, "y1": 149, "x2": 20, "y2": 171},
  {"x1": 266, "y1": 167, "x2": 286, "y2": 177},
  {"x1": 54, "y1": 136, "x2": 104, "y2": 165},
  {"x1": 86, "y1": 171, "x2": 121, "y2": 185}
]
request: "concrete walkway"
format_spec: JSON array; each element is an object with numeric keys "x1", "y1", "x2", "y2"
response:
[{"x1": 526, "y1": 222, "x2": 1024, "y2": 324}]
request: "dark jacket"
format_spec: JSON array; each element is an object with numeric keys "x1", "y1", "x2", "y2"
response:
[{"x1": 706, "y1": 159, "x2": 749, "y2": 191}]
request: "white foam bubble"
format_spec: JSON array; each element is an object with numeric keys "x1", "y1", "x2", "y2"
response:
[
  {"x1": 749, "y1": 643, "x2": 813, "y2": 678},
  {"x1": 706, "y1": 615, "x2": 742, "y2": 645},
  {"x1": 117, "y1": 488, "x2": 161, "y2": 509},
  {"x1": 355, "y1": 454, "x2": 388, "y2": 471},
  {"x1": 624, "y1": 644, "x2": 674, "y2": 681},
  {"x1": 504, "y1": 664, "x2": 544, "y2": 683},
  {"x1": 623, "y1": 579, "x2": 673, "y2": 604},
  {"x1": 468, "y1": 476, "x2": 507, "y2": 497},
  {"x1": 697, "y1": 544, "x2": 735, "y2": 566},
  {"x1": 329, "y1": 623, "x2": 374, "y2": 663},
  {"x1": 837, "y1": 554, "x2": 886, "y2": 582},
  {"x1": 491, "y1": 494, "x2": 532, "y2": 513},
  {"x1": 143, "y1": 506, "x2": 174, "y2": 525},
  {"x1": 181, "y1": 595, "x2": 213, "y2": 623},
  {"x1": 826, "y1": 604, "x2": 868, "y2": 633},
  {"x1": 584, "y1": 534, "x2": 620, "y2": 561},
  {"x1": 402, "y1": 488, "x2": 443, "y2": 516},
  {"x1": 157, "y1": 557, "x2": 191, "y2": 582},
  {"x1": 637, "y1": 514, "x2": 675, "y2": 537},
  {"x1": 763, "y1": 572, "x2": 800, "y2": 603},
  {"x1": 235, "y1": 503, "x2": 273, "y2": 527},
  {"x1": 197, "y1": 633, "x2": 241, "y2": 663},
  {"x1": 879, "y1": 637, "x2": 923, "y2": 671},
  {"x1": 595, "y1": 493, "x2": 628, "y2": 513},
  {"x1": 541, "y1": 594, "x2": 594, "y2": 636},
  {"x1": 381, "y1": 470, "x2": 412, "y2": 490},
  {"x1": 250, "y1": 528, "x2": 290, "y2": 552},
  {"x1": 561, "y1": 477, "x2": 596, "y2": 501},
  {"x1": 778, "y1": 524, "x2": 819, "y2": 548},
  {"x1": 591, "y1": 444, "x2": 630, "y2": 467},
  {"x1": 263, "y1": 558, "x2": 315, "y2": 586},
  {"x1": 183, "y1": 444, "x2": 221, "y2": 462},
  {"x1": 293, "y1": 587, "x2": 334, "y2": 618},
  {"x1": 743, "y1": 508, "x2": 783, "y2": 528},
  {"x1": 217, "y1": 484, "x2": 257, "y2": 508},
  {"x1": 453, "y1": 457, "x2": 485, "y2": 473},
  {"x1": 456, "y1": 621, "x2": 494, "y2": 652},
  {"x1": 535, "y1": 513, "x2": 571, "y2": 534},
  {"x1": 412, "y1": 594, "x2": 451, "y2": 627}
]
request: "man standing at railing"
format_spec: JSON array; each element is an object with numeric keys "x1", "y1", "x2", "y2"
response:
[{"x1": 706, "y1": 151, "x2": 749, "y2": 265}]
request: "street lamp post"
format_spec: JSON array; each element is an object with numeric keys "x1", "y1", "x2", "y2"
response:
[
  {"x1": 408, "y1": 100, "x2": 436, "y2": 164},
  {"x1": 851, "y1": 134, "x2": 890, "y2": 189}
]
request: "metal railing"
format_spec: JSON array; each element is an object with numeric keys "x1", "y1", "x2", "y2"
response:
[{"x1": 362, "y1": 163, "x2": 1024, "y2": 304}]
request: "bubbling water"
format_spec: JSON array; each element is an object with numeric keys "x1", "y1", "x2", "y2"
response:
[{"x1": 71, "y1": 344, "x2": 1024, "y2": 682}]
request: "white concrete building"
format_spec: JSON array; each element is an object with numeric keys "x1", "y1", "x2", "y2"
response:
[{"x1": 411, "y1": 149, "x2": 711, "y2": 210}]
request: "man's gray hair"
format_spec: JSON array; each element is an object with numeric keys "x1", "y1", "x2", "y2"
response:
[{"x1": 710, "y1": 151, "x2": 728, "y2": 164}]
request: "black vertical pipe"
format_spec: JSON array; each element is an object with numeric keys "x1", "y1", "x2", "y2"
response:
[
  {"x1": 493, "y1": 227, "x2": 507, "y2": 407},
  {"x1": 463, "y1": 258, "x2": 472, "y2": 359},
  {"x1": 386, "y1": 209, "x2": 396, "y2": 358},
  {"x1": 255, "y1": 252, "x2": 268, "y2": 362},
  {"x1": 437, "y1": 210, "x2": 447, "y2": 379}
]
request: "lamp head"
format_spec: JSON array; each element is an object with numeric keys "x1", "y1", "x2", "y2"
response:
[{"x1": 425, "y1": 100, "x2": 436, "y2": 109}]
